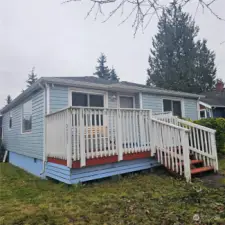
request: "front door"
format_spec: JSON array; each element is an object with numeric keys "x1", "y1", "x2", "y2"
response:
[{"x1": 119, "y1": 96, "x2": 134, "y2": 108}]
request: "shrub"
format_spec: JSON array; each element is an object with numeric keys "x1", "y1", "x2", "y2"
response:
[{"x1": 194, "y1": 118, "x2": 225, "y2": 155}]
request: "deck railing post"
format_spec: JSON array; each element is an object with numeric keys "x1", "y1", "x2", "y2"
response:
[
  {"x1": 182, "y1": 130, "x2": 191, "y2": 182},
  {"x1": 66, "y1": 109, "x2": 72, "y2": 167},
  {"x1": 149, "y1": 110, "x2": 155, "y2": 155},
  {"x1": 117, "y1": 109, "x2": 123, "y2": 161},
  {"x1": 211, "y1": 132, "x2": 218, "y2": 171},
  {"x1": 79, "y1": 108, "x2": 86, "y2": 167}
]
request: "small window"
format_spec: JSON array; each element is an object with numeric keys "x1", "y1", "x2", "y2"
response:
[
  {"x1": 200, "y1": 110, "x2": 206, "y2": 118},
  {"x1": 163, "y1": 99, "x2": 182, "y2": 117},
  {"x1": 22, "y1": 100, "x2": 32, "y2": 133},
  {"x1": 9, "y1": 112, "x2": 12, "y2": 129},
  {"x1": 163, "y1": 100, "x2": 172, "y2": 112}
]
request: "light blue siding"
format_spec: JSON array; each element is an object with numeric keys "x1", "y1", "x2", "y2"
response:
[
  {"x1": 9, "y1": 152, "x2": 44, "y2": 177},
  {"x1": 142, "y1": 93, "x2": 198, "y2": 120},
  {"x1": 184, "y1": 98, "x2": 198, "y2": 120},
  {"x1": 46, "y1": 157, "x2": 159, "y2": 184},
  {"x1": 108, "y1": 91, "x2": 117, "y2": 108},
  {"x1": 142, "y1": 94, "x2": 162, "y2": 112},
  {"x1": 50, "y1": 85, "x2": 68, "y2": 113},
  {"x1": 2, "y1": 90, "x2": 44, "y2": 159}
]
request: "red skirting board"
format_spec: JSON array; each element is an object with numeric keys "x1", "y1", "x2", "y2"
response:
[{"x1": 48, "y1": 151, "x2": 151, "y2": 168}]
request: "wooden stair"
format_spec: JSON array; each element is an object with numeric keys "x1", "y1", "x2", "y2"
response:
[
  {"x1": 160, "y1": 153, "x2": 215, "y2": 180},
  {"x1": 191, "y1": 166, "x2": 214, "y2": 175}
]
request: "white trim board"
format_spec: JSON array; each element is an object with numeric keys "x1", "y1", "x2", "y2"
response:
[{"x1": 199, "y1": 101, "x2": 212, "y2": 109}]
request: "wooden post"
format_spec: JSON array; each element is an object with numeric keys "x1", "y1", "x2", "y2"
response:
[
  {"x1": 149, "y1": 110, "x2": 155, "y2": 155},
  {"x1": 182, "y1": 130, "x2": 191, "y2": 182},
  {"x1": 211, "y1": 132, "x2": 218, "y2": 171},
  {"x1": 79, "y1": 108, "x2": 86, "y2": 167},
  {"x1": 66, "y1": 109, "x2": 72, "y2": 168},
  {"x1": 117, "y1": 109, "x2": 123, "y2": 161}
]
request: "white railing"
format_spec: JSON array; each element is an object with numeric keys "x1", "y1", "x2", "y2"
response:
[
  {"x1": 177, "y1": 119, "x2": 218, "y2": 171},
  {"x1": 46, "y1": 108, "x2": 69, "y2": 160},
  {"x1": 46, "y1": 107, "x2": 152, "y2": 167},
  {"x1": 151, "y1": 118, "x2": 191, "y2": 181},
  {"x1": 153, "y1": 112, "x2": 218, "y2": 172}
]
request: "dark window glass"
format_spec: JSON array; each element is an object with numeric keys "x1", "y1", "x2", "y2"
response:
[
  {"x1": 22, "y1": 100, "x2": 32, "y2": 132},
  {"x1": 163, "y1": 99, "x2": 172, "y2": 112},
  {"x1": 9, "y1": 115, "x2": 12, "y2": 129},
  {"x1": 72, "y1": 93, "x2": 88, "y2": 107},
  {"x1": 200, "y1": 111, "x2": 205, "y2": 118},
  {"x1": 172, "y1": 101, "x2": 182, "y2": 117},
  {"x1": 89, "y1": 95, "x2": 104, "y2": 107}
]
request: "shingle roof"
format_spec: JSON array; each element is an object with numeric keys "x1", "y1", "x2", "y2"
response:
[
  {"x1": 56, "y1": 76, "x2": 118, "y2": 85},
  {"x1": 200, "y1": 90, "x2": 225, "y2": 107}
]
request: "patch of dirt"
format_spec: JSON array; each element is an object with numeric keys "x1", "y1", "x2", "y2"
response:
[{"x1": 200, "y1": 173, "x2": 225, "y2": 188}]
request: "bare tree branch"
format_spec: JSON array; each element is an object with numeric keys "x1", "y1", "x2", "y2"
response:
[{"x1": 63, "y1": 0, "x2": 224, "y2": 35}]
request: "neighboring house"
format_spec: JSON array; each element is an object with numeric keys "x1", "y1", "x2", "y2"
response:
[
  {"x1": 0, "y1": 76, "x2": 218, "y2": 183},
  {"x1": 199, "y1": 80, "x2": 225, "y2": 118}
]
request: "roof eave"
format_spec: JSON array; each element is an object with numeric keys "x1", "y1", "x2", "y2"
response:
[
  {"x1": 0, "y1": 78, "x2": 44, "y2": 114},
  {"x1": 44, "y1": 77, "x2": 202, "y2": 99}
]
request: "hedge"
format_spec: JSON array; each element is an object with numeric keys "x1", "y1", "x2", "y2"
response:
[{"x1": 194, "y1": 118, "x2": 225, "y2": 155}]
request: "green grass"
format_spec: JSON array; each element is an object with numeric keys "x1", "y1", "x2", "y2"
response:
[{"x1": 0, "y1": 161, "x2": 225, "y2": 225}]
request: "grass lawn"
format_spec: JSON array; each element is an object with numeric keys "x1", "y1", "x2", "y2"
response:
[{"x1": 0, "y1": 159, "x2": 225, "y2": 225}]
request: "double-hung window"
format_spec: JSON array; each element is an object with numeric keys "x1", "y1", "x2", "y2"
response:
[
  {"x1": 163, "y1": 99, "x2": 182, "y2": 117},
  {"x1": 22, "y1": 100, "x2": 32, "y2": 133}
]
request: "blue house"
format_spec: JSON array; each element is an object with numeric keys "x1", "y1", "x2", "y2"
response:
[
  {"x1": 199, "y1": 80, "x2": 225, "y2": 118},
  {"x1": 1, "y1": 76, "x2": 218, "y2": 183}
]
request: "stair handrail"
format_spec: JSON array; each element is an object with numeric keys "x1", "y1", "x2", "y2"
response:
[{"x1": 151, "y1": 118, "x2": 191, "y2": 182}]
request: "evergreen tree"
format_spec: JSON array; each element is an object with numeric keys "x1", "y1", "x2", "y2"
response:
[
  {"x1": 6, "y1": 95, "x2": 12, "y2": 104},
  {"x1": 146, "y1": 1, "x2": 216, "y2": 93},
  {"x1": 110, "y1": 67, "x2": 120, "y2": 82},
  {"x1": 26, "y1": 67, "x2": 38, "y2": 87},
  {"x1": 94, "y1": 53, "x2": 111, "y2": 80}
]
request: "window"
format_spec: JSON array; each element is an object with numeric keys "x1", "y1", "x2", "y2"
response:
[
  {"x1": 71, "y1": 92, "x2": 104, "y2": 126},
  {"x1": 22, "y1": 100, "x2": 32, "y2": 133},
  {"x1": 9, "y1": 112, "x2": 12, "y2": 129},
  {"x1": 200, "y1": 110, "x2": 206, "y2": 118},
  {"x1": 163, "y1": 99, "x2": 182, "y2": 117},
  {"x1": 72, "y1": 93, "x2": 88, "y2": 107},
  {"x1": 119, "y1": 96, "x2": 134, "y2": 108},
  {"x1": 72, "y1": 92, "x2": 104, "y2": 108}
]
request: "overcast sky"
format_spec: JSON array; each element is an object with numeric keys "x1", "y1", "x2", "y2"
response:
[{"x1": 0, "y1": 0, "x2": 224, "y2": 107}]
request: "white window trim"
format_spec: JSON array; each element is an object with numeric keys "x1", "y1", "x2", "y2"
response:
[
  {"x1": 200, "y1": 108, "x2": 213, "y2": 118},
  {"x1": 162, "y1": 97, "x2": 185, "y2": 118},
  {"x1": 117, "y1": 94, "x2": 135, "y2": 109},
  {"x1": 8, "y1": 111, "x2": 12, "y2": 130},
  {"x1": 68, "y1": 88, "x2": 108, "y2": 108},
  {"x1": 21, "y1": 100, "x2": 32, "y2": 135}
]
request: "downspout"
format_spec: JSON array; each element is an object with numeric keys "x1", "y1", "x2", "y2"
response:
[{"x1": 40, "y1": 82, "x2": 50, "y2": 176}]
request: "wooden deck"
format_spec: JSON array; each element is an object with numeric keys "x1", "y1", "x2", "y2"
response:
[{"x1": 45, "y1": 108, "x2": 218, "y2": 183}]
